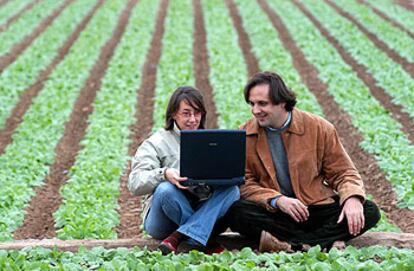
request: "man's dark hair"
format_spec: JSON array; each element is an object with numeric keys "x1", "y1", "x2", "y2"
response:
[
  {"x1": 244, "y1": 71, "x2": 297, "y2": 111},
  {"x1": 165, "y1": 86, "x2": 207, "y2": 130}
]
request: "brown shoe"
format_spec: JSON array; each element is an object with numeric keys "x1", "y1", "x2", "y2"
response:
[
  {"x1": 259, "y1": 231, "x2": 293, "y2": 253},
  {"x1": 331, "y1": 240, "x2": 346, "y2": 250}
]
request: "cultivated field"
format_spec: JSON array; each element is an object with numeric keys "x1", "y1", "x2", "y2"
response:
[{"x1": 0, "y1": 0, "x2": 413, "y2": 269}]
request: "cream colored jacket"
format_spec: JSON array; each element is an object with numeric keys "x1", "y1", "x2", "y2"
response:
[
  {"x1": 128, "y1": 125, "x2": 180, "y2": 220},
  {"x1": 128, "y1": 125, "x2": 180, "y2": 196}
]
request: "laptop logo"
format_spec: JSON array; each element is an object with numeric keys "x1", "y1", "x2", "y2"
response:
[{"x1": 209, "y1": 142, "x2": 218, "y2": 146}]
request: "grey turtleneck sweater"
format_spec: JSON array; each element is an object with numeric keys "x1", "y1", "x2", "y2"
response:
[{"x1": 265, "y1": 111, "x2": 294, "y2": 206}]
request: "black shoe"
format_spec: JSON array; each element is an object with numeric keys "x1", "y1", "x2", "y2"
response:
[
  {"x1": 176, "y1": 239, "x2": 205, "y2": 253},
  {"x1": 158, "y1": 239, "x2": 177, "y2": 255}
]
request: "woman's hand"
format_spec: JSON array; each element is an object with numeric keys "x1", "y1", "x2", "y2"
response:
[{"x1": 164, "y1": 168, "x2": 188, "y2": 190}]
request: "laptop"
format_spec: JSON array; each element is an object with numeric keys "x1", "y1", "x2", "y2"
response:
[{"x1": 180, "y1": 129, "x2": 246, "y2": 186}]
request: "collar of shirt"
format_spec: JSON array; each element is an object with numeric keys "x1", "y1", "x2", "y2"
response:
[{"x1": 266, "y1": 111, "x2": 292, "y2": 133}]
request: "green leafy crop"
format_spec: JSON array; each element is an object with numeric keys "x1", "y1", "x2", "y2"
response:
[{"x1": 54, "y1": 0, "x2": 160, "y2": 240}]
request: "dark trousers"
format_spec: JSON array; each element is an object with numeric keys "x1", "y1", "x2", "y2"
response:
[{"x1": 225, "y1": 198, "x2": 380, "y2": 249}]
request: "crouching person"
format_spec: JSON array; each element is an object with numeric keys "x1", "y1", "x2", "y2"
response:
[
  {"x1": 128, "y1": 86, "x2": 240, "y2": 254},
  {"x1": 226, "y1": 71, "x2": 380, "y2": 252}
]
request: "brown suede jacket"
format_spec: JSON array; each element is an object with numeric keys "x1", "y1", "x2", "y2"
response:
[{"x1": 240, "y1": 108, "x2": 365, "y2": 212}]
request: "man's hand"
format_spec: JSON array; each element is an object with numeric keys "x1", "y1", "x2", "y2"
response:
[
  {"x1": 337, "y1": 196, "x2": 364, "y2": 236},
  {"x1": 277, "y1": 196, "x2": 309, "y2": 223},
  {"x1": 165, "y1": 168, "x2": 188, "y2": 190}
]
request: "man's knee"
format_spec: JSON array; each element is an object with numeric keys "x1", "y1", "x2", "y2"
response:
[
  {"x1": 227, "y1": 200, "x2": 263, "y2": 222},
  {"x1": 364, "y1": 200, "x2": 381, "y2": 229}
]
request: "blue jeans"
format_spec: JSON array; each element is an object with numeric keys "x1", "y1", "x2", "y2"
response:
[{"x1": 144, "y1": 181, "x2": 240, "y2": 246}]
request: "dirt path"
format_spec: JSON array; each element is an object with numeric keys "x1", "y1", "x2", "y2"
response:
[
  {"x1": 193, "y1": 0, "x2": 218, "y2": 129},
  {"x1": 359, "y1": 0, "x2": 414, "y2": 40},
  {"x1": 257, "y1": 0, "x2": 414, "y2": 233},
  {"x1": 0, "y1": 0, "x2": 74, "y2": 73},
  {"x1": 0, "y1": 0, "x2": 9, "y2": 8},
  {"x1": 325, "y1": 0, "x2": 414, "y2": 80},
  {"x1": 13, "y1": 0, "x2": 138, "y2": 240},
  {"x1": 115, "y1": 0, "x2": 169, "y2": 239},
  {"x1": 293, "y1": 1, "x2": 414, "y2": 144},
  {"x1": 225, "y1": 0, "x2": 259, "y2": 78},
  {"x1": 395, "y1": 0, "x2": 414, "y2": 11},
  {"x1": 0, "y1": 0, "x2": 104, "y2": 156},
  {"x1": 0, "y1": 0, "x2": 41, "y2": 33}
]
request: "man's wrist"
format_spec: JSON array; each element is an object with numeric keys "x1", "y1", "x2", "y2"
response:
[{"x1": 270, "y1": 195, "x2": 283, "y2": 208}]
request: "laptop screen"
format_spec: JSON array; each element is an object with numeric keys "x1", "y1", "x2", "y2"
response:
[{"x1": 180, "y1": 129, "x2": 246, "y2": 181}]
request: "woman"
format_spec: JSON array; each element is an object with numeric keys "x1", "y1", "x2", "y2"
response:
[{"x1": 128, "y1": 86, "x2": 240, "y2": 254}]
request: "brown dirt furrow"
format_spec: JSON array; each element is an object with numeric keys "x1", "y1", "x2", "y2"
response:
[
  {"x1": 0, "y1": 0, "x2": 9, "y2": 8},
  {"x1": 0, "y1": 0, "x2": 41, "y2": 33},
  {"x1": 13, "y1": 0, "x2": 138, "y2": 240},
  {"x1": 325, "y1": 0, "x2": 414, "y2": 80},
  {"x1": 0, "y1": 0, "x2": 74, "y2": 73},
  {"x1": 0, "y1": 0, "x2": 104, "y2": 156},
  {"x1": 396, "y1": 0, "x2": 414, "y2": 11},
  {"x1": 193, "y1": 0, "x2": 218, "y2": 129},
  {"x1": 359, "y1": 0, "x2": 414, "y2": 40},
  {"x1": 293, "y1": 1, "x2": 414, "y2": 143},
  {"x1": 225, "y1": 0, "x2": 260, "y2": 78},
  {"x1": 115, "y1": 0, "x2": 169, "y2": 239},
  {"x1": 258, "y1": 0, "x2": 414, "y2": 233}
]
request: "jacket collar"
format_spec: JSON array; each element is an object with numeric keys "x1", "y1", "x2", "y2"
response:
[
  {"x1": 245, "y1": 108, "x2": 305, "y2": 136},
  {"x1": 173, "y1": 122, "x2": 181, "y2": 136}
]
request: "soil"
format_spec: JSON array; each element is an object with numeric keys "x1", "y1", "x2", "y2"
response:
[
  {"x1": 193, "y1": 0, "x2": 218, "y2": 129},
  {"x1": 0, "y1": 0, "x2": 104, "y2": 156},
  {"x1": 115, "y1": 0, "x2": 170, "y2": 239},
  {"x1": 295, "y1": 1, "x2": 414, "y2": 144},
  {"x1": 13, "y1": 0, "x2": 137, "y2": 239},
  {"x1": 258, "y1": 0, "x2": 414, "y2": 232},
  {"x1": 0, "y1": 0, "x2": 74, "y2": 73},
  {"x1": 359, "y1": 0, "x2": 414, "y2": 40},
  {"x1": 225, "y1": 0, "x2": 260, "y2": 77},
  {"x1": 325, "y1": 0, "x2": 414, "y2": 80},
  {"x1": 0, "y1": 0, "x2": 9, "y2": 8},
  {"x1": 0, "y1": 0, "x2": 41, "y2": 33},
  {"x1": 395, "y1": 0, "x2": 414, "y2": 11}
]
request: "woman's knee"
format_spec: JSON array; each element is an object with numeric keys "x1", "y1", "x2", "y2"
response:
[
  {"x1": 144, "y1": 220, "x2": 171, "y2": 240},
  {"x1": 153, "y1": 181, "x2": 178, "y2": 199}
]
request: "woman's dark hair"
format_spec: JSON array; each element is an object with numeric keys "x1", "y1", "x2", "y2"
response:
[
  {"x1": 165, "y1": 86, "x2": 207, "y2": 130},
  {"x1": 244, "y1": 71, "x2": 297, "y2": 111}
]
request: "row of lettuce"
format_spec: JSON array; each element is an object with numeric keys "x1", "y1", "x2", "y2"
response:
[
  {"x1": 290, "y1": 0, "x2": 414, "y2": 208},
  {"x1": 0, "y1": 0, "x2": 129, "y2": 241},
  {"x1": 0, "y1": 0, "x2": 65, "y2": 60},
  {"x1": 0, "y1": 0, "x2": 99, "y2": 129},
  {"x1": 153, "y1": 0, "x2": 195, "y2": 129},
  {"x1": 0, "y1": 0, "x2": 33, "y2": 26},
  {"x1": 54, "y1": 0, "x2": 160, "y2": 239},
  {"x1": 320, "y1": 0, "x2": 414, "y2": 120},
  {"x1": 0, "y1": 0, "x2": 412, "y2": 241},
  {"x1": 233, "y1": 0, "x2": 399, "y2": 232},
  {"x1": 0, "y1": 246, "x2": 413, "y2": 270},
  {"x1": 336, "y1": 0, "x2": 414, "y2": 63},
  {"x1": 364, "y1": 0, "x2": 414, "y2": 33}
]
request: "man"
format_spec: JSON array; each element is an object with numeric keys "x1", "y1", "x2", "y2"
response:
[{"x1": 227, "y1": 71, "x2": 380, "y2": 251}]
